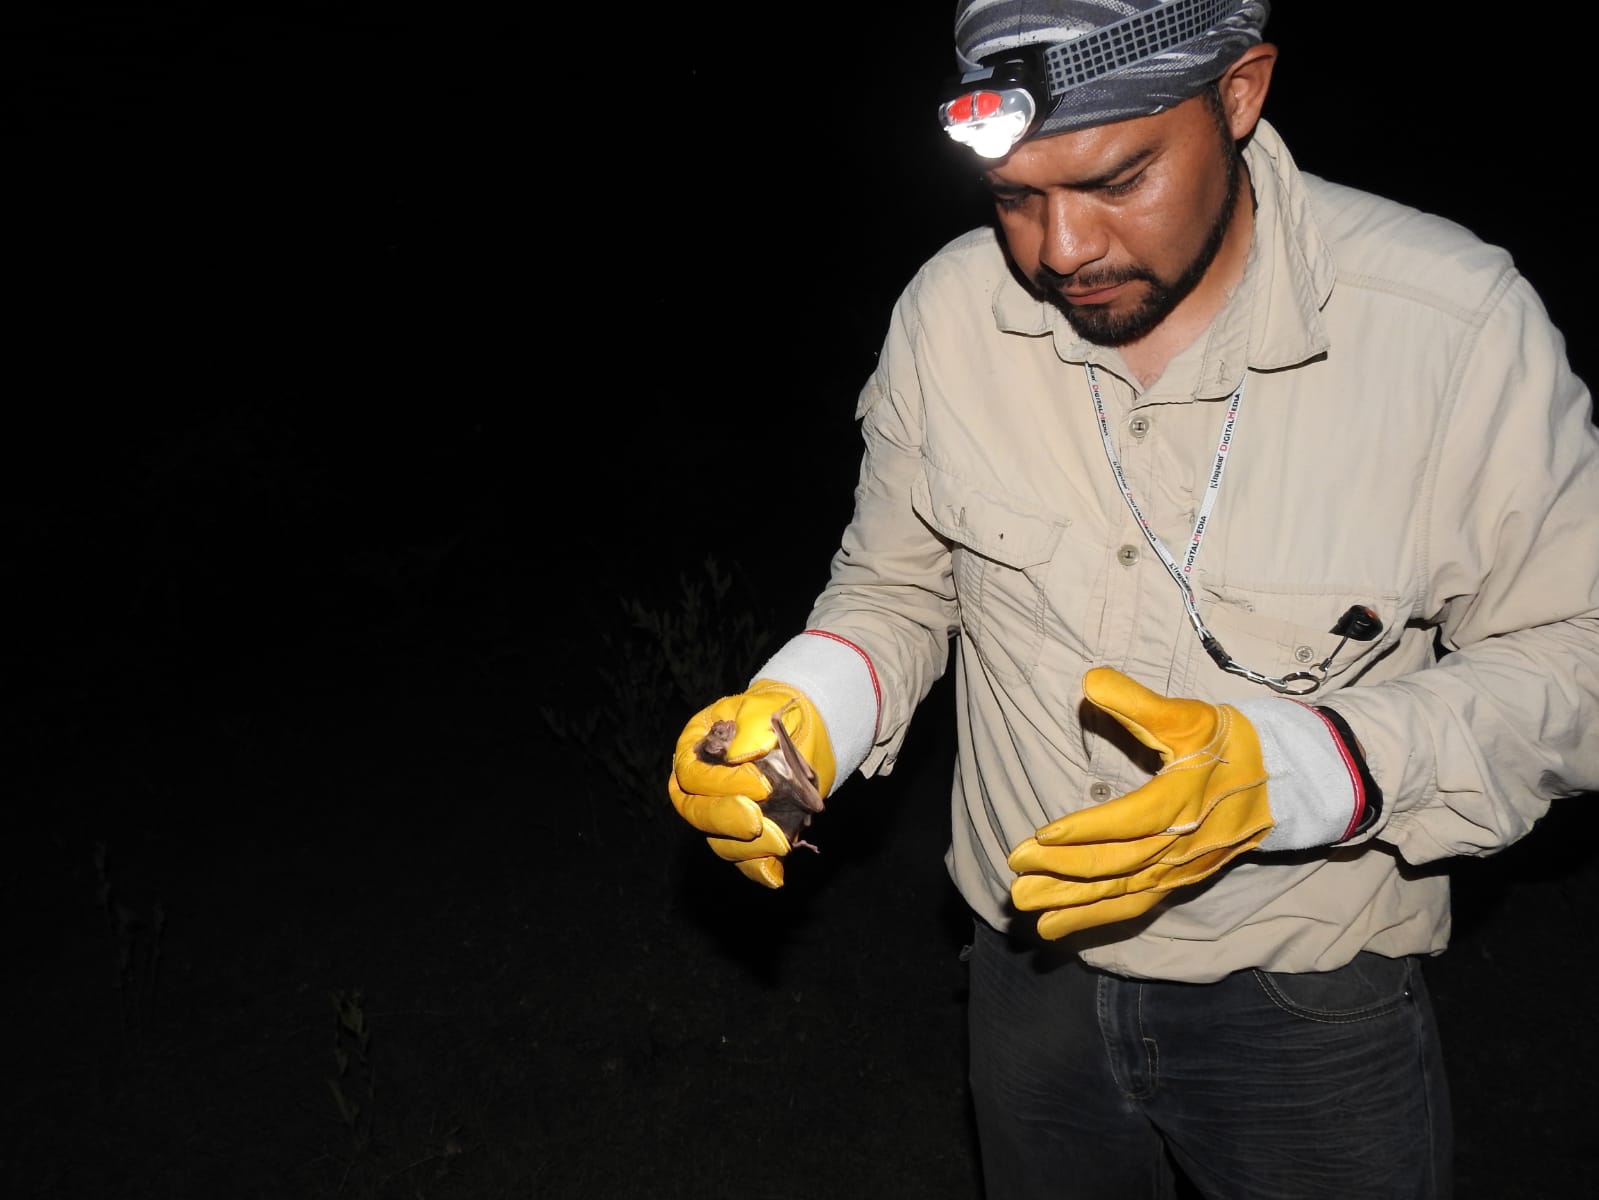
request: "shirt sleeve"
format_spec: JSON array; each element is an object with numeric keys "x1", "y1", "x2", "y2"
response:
[
  {"x1": 802, "y1": 277, "x2": 961, "y2": 779},
  {"x1": 1320, "y1": 272, "x2": 1599, "y2": 864}
]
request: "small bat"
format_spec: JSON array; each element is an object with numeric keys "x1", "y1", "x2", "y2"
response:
[{"x1": 695, "y1": 708, "x2": 826, "y2": 852}]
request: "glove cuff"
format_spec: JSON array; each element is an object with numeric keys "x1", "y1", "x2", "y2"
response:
[
  {"x1": 752, "y1": 631, "x2": 879, "y2": 796},
  {"x1": 1236, "y1": 697, "x2": 1366, "y2": 851},
  {"x1": 1314, "y1": 704, "x2": 1383, "y2": 841}
]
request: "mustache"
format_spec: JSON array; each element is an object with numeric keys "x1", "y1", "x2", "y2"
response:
[{"x1": 1032, "y1": 265, "x2": 1157, "y2": 293}]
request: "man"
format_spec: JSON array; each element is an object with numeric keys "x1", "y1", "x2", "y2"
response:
[{"x1": 667, "y1": 1, "x2": 1599, "y2": 1195}]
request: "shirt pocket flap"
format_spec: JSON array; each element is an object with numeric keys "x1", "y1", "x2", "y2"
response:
[{"x1": 912, "y1": 463, "x2": 1062, "y2": 570}]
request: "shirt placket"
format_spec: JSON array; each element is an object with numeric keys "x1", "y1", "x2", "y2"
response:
[{"x1": 1091, "y1": 377, "x2": 1201, "y2": 694}]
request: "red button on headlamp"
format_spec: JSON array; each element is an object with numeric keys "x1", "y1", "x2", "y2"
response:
[{"x1": 945, "y1": 89, "x2": 1005, "y2": 124}]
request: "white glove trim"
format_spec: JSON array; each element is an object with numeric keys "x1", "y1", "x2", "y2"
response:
[
  {"x1": 1237, "y1": 697, "x2": 1362, "y2": 851},
  {"x1": 752, "y1": 631, "x2": 879, "y2": 797}
]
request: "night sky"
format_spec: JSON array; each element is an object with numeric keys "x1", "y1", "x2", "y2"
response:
[{"x1": 9, "y1": 7, "x2": 1591, "y2": 480}]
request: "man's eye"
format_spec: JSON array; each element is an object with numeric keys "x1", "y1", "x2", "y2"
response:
[{"x1": 990, "y1": 190, "x2": 1031, "y2": 212}]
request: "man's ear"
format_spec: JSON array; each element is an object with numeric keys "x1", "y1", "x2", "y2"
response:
[{"x1": 1218, "y1": 43, "x2": 1277, "y2": 140}]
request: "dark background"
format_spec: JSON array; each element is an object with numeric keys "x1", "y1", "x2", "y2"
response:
[{"x1": 4, "y1": 5, "x2": 1597, "y2": 1198}]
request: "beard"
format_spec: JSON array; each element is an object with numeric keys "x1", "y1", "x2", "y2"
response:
[{"x1": 1038, "y1": 138, "x2": 1244, "y2": 347}]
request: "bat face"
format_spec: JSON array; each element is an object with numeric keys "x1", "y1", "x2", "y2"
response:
[{"x1": 698, "y1": 720, "x2": 737, "y2": 762}]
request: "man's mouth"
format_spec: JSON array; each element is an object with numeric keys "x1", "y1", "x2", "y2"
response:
[{"x1": 1060, "y1": 281, "x2": 1126, "y2": 306}]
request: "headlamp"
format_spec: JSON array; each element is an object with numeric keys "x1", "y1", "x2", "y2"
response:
[
  {"x1": 937, "y1": 52, "x2": 1052, "y2": 160},
  {"x1": 938, "y1": 0, "x2": 1235, "y2": 158}
]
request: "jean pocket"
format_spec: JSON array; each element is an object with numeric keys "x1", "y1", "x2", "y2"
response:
[{"x1": 1250, "y1": 953, "x2": 1415, "y2": 1024}]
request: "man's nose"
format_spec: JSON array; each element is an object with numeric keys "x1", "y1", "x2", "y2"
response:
[{"x1": 1038, "y1": 192, "x2": 1108, "y2": 279}]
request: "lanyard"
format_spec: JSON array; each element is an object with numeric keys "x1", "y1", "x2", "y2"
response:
[
  {"x1": 1084, "y1": 363, "x2": 1244, "y2": 649},
  {"x1": 1084, "y1": 363, "x2": 1381, "y2": 695}
]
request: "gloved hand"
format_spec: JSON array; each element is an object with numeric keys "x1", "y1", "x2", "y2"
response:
[
  {"x1": 1008, "y1": 667, "x2": 1368, "y2": 939},
  {"x1": 668, "y1": 680, "x2": 837, "y2": 888}
]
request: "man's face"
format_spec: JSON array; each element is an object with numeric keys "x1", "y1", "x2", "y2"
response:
[{"x1": 983, "y1": 91, "x2": 1243, "y2": 346}]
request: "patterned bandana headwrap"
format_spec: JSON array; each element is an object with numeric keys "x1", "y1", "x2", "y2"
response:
[{"x1": 952, "y1": 0, "x2": 1270, "y2": 141}]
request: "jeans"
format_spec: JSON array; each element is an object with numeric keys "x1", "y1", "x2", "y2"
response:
[{"x1": 966, "y1": 919, "x2": 1453, "y2": 1199}]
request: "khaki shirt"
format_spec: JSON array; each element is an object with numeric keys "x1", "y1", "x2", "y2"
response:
[{"x1": 806, "y1": 119, "x2": 1599, "y2": 982}]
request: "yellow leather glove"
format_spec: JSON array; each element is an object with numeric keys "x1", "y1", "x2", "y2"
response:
[
  {"x1": 1008, "y1": 667, "x2": 1280, "y2": 939},
  {"x1": 668, "y1": 680, "x2": 837, "y2": 888}
]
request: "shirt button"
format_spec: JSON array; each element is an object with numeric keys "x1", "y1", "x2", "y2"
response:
[
  {"x1": 1089, "y1": 782, "x2": 1114, "y2": 802},
  {"x1": 1129, "y1": 415, "x2": 1150, "y2": 440},
  {"x1": 1294, "y1": 645, "x2": 1316, "y2": 663},
  {"x1": 1117, "y1": 544, "x2": 1140, "y2": 566}
]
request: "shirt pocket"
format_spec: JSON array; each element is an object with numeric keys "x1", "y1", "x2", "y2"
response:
[
  {"x1": 913, "y1": 463, "x2": 1066, "y2": 687},
  {"x1": 1181, "y1": 581, "x2": 1405, "y2": 703}
]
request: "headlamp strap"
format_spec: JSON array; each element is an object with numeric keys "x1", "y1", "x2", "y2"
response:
[{"x1": 1032, "y1": 0, "x2": 1231, "y2": 100}]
